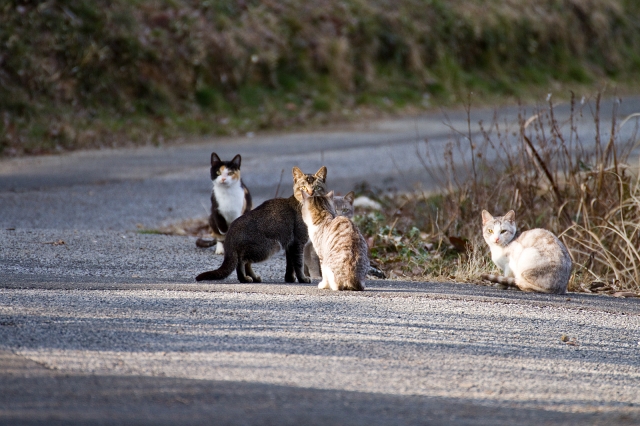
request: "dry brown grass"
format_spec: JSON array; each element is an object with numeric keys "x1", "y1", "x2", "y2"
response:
[{"x1": 357, "y1": 91, "x2": 640, "y2": 295}]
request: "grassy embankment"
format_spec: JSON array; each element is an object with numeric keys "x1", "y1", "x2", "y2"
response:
[{"x1": 1, "y1": 0, "x2": 640, "y2": 156}]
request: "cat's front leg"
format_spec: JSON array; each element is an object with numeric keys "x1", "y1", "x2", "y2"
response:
[
  {"x1": 320, "y1": 265, "x2": 339, "y2": 291},
  {"x1": 284, "y1": 248, "x2": 296, "y2": 283},
  {"x1": 503, "y1": 264, "x2": 515, "y2": 278},
  {"x1": 286, "y1": 241, "x2": 311, "y2": 283},
  {"x1": 318, "y1": 264, "x2": 330, "y2": 289},
  {"x1": 215, "y1": 241, "x2": 225, "y2": 255}
]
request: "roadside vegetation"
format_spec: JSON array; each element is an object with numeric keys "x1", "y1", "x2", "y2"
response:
[
  {"x1": 5, "y1": 2, "x2": 640, "y2": 294},
  {"x1": 2, "y1": 0, "x2": 640, "y2": 156},
  {"x1": 157, "y1": 92, "x2": 640, "y2": 295},
  {"x1": 353, "y1": 93, "x2": 640, "y2": 295}
]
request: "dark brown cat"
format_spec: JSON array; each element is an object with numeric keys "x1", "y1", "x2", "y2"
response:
[{"x1": 195, "y1": 166, "x2": 327, "y2": 283}]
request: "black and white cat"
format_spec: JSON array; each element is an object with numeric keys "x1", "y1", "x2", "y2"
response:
[{"x1": 195, "y1": 153, "x2": 252, "y2": 254}]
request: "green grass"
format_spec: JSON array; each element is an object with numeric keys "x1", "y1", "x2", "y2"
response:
[
  {"x1": 136, "y1": 229, "x2": 165, "y2": 235},
  {"x1": 1, "y1": 0, "x2": 640, "y2": 156}
]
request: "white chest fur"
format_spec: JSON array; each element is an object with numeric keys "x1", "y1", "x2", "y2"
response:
[
  {"x1": 306, "y1": 222, "x2": 320, "y2": 242},
  {"x1": 489, "y1": 244, "x2": 508, "y2": 270},
  {"x1": 489, "y1": 241, "x2": 521, "y2": 275},
  {"x1": 213, "y1": 181, "x2": 245, "y2": 227}
]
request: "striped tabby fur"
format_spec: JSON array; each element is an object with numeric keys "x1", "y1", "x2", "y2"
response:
[
  {"x1": 481, "y1": 273, "x2": 516, "y2": 286},
  {"x1": 301, "y1": 191, "x2": 367, "y2": 291},
  {"x1": 303, "y1": 191, "x2": 355, "y2": 279}
]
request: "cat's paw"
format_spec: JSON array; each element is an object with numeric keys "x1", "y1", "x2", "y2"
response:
[
  {"x1": 215, "y1": 242, "x2": 225, "y2": 255},
  {"x1": 318, "y1": 280, "x2": 329, "y2": 289},
  {"x1": 239, "y1": 276, "x2": 253, "y2": 283},
  {"x1": 252, "y1": 275, "x2": 262, "y2": 283},
  {"x1": 285, "y1": 274, "x2": 296, "y2": 283},
  {"x1": 298, "y1": 276, "x2": 311, "y2": 283}
]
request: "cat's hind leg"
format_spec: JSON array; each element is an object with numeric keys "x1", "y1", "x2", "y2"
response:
[
  {"x1": 235, "y1": 260, "x2": 253, "y2": 283},
  {"x1": 245, "y1": 263, "x2": 261, "y2": 283},
  {"x1": 517, "y1": 269, "x2": 566, "y2": 294}
]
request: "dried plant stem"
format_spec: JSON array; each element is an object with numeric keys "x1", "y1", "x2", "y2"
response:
[{"x1": 522, "y1": 134, "x2": 572, "y2": 224}]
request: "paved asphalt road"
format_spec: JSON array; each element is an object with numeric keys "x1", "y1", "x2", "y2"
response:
[{"x1": 1, "y1": 96, "x2": 640, "y2": 425}]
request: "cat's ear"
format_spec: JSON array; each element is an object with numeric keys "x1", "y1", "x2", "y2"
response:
[
  {"x1": 326, "y1": 191, "x2": 334, "y2": 200},
  {"x1": 315, "y1": 166, "x2": 327, "y2": 182},
  {"x1": 504, "y1": 210, "x2": 516, "y2": 223},
  {"x1": 211, "y1": 152, "x2": 221, "y2": 165},
  {"x1": 292, "y1": 166, "x2": 303, "y2": 180},
  {"x1": 231, "y1": 154, "x2": 241, "y2": 167},
  {"x1": 344, "y1": 191, "x2": 355, "y2": 204},
  {"x1": 481, "y1": 210, "x2": 494, "y2": 225}
]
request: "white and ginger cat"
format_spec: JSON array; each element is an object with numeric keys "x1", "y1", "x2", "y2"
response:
[
  {"x1": 303, "y1": 191, "x2": 355, "y2": 279},
  {"x1": 481, "y1": 210, "x2": 572, "y2": 294},
  {"x1": 195, "y1": 153, "x2": 252, "y2": 254},
  {"x1": 301, "y1": 191, "x2": 368, "y2": 291}
]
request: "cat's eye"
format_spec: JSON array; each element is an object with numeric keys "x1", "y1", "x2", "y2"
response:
[
  {"x1": 487, "y1": 229, "x2": 493, "y2": 234},
  {"x1": 500, "y1": 230, "x2": 507, "y2": 234},
  {"x1": 216, "y1": 171, "x2": 221, "y2": 175}
]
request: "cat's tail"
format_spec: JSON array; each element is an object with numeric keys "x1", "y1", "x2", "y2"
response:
[
  {"x1": 195, "y1": 250, "x2": 237, "y2": 281},
  {"x1": 195, "y1": 238, "x2": 217, "y2": 248},
  {"x1": 481, "y1": 273, "x2": 516, "y2": 286}
]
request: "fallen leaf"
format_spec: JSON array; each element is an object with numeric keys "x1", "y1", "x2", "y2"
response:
[
  {"x1": 448, "y1": 236, "x2": 470, "y2": 253},
  {"x1": 560, "y1": 334, "x2": 569, "y2": 342}
]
